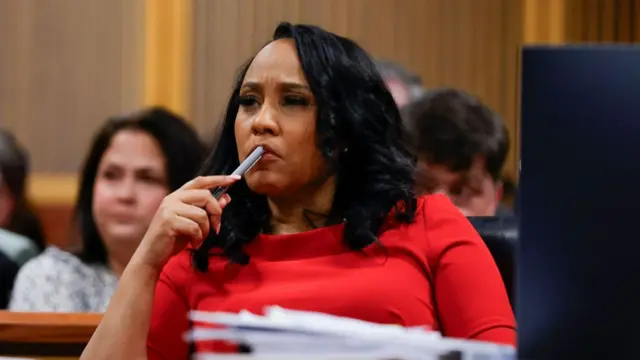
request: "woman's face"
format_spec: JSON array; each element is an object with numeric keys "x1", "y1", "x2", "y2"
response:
[
  {"x1": 92, "y1": 129, "x2": 169, "y2": 256},
  {"x1": 417, "y1": 158, "x2": 502, "y2": 217},
  {"x1": 385, "y1": 78, "x2": 411, "y2": 108},
  {"x1": 234, "y1": 39, "x2": 331, "y2": 198}
]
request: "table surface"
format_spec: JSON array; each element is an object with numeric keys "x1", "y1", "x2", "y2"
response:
[
  {"x1": 0, "y1": 311, "x2": 101, "y2": 343},
  {"x1": 0, "y1": 311, "x2": 101, "y2": 358}
]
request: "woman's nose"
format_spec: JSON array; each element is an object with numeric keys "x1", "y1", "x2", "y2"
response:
[
  {"x1": 114, "y1": 178, "x2": 136, "y2": 203},
  {"x1": 251, "y1": 104, "x2": 280, "y2": 136}
]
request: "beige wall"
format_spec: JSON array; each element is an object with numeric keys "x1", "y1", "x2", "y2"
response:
[{"x1": 0, "y1": 0, "x2": 146, "y2": 173}]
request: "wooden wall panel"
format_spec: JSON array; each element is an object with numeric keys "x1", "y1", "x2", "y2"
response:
[
  {"x1": 565, "y1": 0, "x2": 640, "y2": 42},
  {"x1": 33, "y1": 204, "x2": 75, "y2": 249},
  {"x1": 0, "y1": 0, "x2": 145, "y2": 173},
  {"x1": 523, "y1": 0, "x2": 640, "y2": 44},
  {"x1": 523, "y1": 0, "x2": 567, "y2": 43},
  {"x1": 144, "y1": 0, "x2": 193, "y2": 117},
  {"x1": 191, "y1": 0, "x2": 525, "y2": 178}
]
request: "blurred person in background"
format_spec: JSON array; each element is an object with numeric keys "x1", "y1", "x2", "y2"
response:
[
  {"x1": 402, "y1": 88, "x2": 511, "y2": 217},
  {"x1": 9, "y1": 107, "x2": 204, "y2": 312},
  {"x1": 375, "y1": 59, "x2": 426, "y2": 109},
  {"x1": 0, "y1": 168, "x2": 39, "y2": 309},
  {"x1": 0, "y1": 169, "x2": 39, "y2": 267},
  {"x1": 0, "y1": 129, "x2": 46, "y2": 252},
  {"x1": 0, "y1": 131, "x2": 42, "y2": 307}
]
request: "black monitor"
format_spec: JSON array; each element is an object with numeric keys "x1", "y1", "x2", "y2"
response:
[{"x1": 517, "y1": 46, "x2": 640, "y2": 359}]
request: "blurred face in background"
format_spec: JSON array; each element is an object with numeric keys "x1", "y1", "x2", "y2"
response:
[
  {"x1": 417, "y1": 156, "x2": 503, "y2": 217},
  {"x1": 385, "y1": 78, "x2": 411, "y2": 109},
  {"x1": 92, "y1": 129, "x2": 169, "y2": 258}
]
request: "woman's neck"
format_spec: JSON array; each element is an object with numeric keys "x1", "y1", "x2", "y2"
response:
[
  {"x1": 106, "y1": 244, "x2": 138, "y2": 278},
  {"x1": 268, "y1": 176, "x2": 336, "y2": 235},
  {"x1": 108, "y1": 256, "x2": 127, "y2": 278}
]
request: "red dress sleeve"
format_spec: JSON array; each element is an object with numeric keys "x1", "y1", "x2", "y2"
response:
[
  {"x1": 422, "y1": 195, "x2": 516, "y2": 346},
  {"x1": 147, "y1": 253, "x2": 191, "y2": 360}
]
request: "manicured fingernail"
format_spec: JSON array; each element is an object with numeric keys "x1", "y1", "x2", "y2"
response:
[
  {"x1": 216, "y1": 223, "x2": 221, "y2": 234},
  {"x1": 229, "y1": 175, "x2": 241, "y2": 180}
]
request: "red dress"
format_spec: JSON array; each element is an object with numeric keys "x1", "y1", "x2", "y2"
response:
[{"x1": 147, "y1": 194, "x2": 516, "y2": 359}]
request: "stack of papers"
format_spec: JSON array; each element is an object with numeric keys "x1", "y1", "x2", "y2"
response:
[{"x1": 187, "y1": 306, "x2": 516, "y2": 360}]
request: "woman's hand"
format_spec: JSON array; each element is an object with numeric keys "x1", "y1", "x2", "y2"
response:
[{"x1": 131, "y1": 175, "x2": 240, "y2": 272}]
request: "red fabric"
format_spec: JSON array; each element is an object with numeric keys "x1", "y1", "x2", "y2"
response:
[{"x1": 147, "y1": 194, "x2": 516, "y2": 359}]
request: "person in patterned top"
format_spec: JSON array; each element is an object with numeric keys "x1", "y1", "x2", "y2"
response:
[{"x1": 9, "y1": 107, "x2": 204, "y2": 312}]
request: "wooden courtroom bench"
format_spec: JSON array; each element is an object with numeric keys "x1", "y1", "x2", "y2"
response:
[{"x1": 0, "y1": 311, "x2": 101, "y2": 360}]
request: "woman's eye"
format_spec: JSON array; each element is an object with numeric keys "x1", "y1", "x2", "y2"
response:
[
  {"x1": 283, "y1": 95, "x2": 309, "y2": 106},
  {"x1": 139, "y1": 174, "x2": 164, "y2": 185},
  {"x1": 100, "y1": 170, "x2": 119, "y2": 180},
  {"x1": 238, "y1": 95, "x2": 259, "y2": 107}
]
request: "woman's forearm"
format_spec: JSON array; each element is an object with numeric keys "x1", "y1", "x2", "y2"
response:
[{"x1": 81, "y1": 260, "x2": 159, "y2": 360}]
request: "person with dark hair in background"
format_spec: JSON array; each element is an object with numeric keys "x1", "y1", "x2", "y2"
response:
[
  {"x1": 0, "y1": 191, "x2": 39, "y2": 269},
  {"x1": 9, "y1": 107, "x2": 204, "y2": 312},
  {"x1": 81, "y1": 23, "x2": 515, "y2": 360},
  {"x1": 0, "y1": 164, "x2": 36, "y2": 309},
  {"x1": 402, "y1": 88, "x2": 511, "y2": 217},
  {"x1": 0, "y1": 132, "x2": 42, "y2": 307},
  {"x1": 0, "y1": 130, "x2": 46, "y2": 252}
]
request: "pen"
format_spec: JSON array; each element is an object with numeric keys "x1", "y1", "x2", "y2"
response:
[{"x1": 211, "y1": 145, "x2": 264, "y2": 199}]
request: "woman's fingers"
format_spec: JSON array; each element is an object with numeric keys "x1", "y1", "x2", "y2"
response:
[
  {"x1": 177, "y1": 190, "x2": 231, "y2": 217},
  {"x1": 159, "y1": 177, "x2": 236, "y2": 256},
  {"x1": 170, "y1": 215, "x2": 204, "y2": 243},
  {"x1": 180, "y1": 175, "x2": 240, "y2": 191},
  {"x1": 174, "y1": 203, "x2": 211, "y2": 240},
  {"x1": 178, "y1": 189, "x2": 224, "y2": 219},
  {"x1": 178, "y1": 189, "x2": 217, "y2": 207},
  {"x1": 173, "y1": 192, "x2": 232, "y2": 239},
  {"x1": 218, "y1": 193, "x2": 231, "y2": 208},
  {"x1": 134, "y1": 177, "x2": 236, "y2": 271},
  {"x1": 209, "y1": 194, "x2": 231, "y2": 234}
]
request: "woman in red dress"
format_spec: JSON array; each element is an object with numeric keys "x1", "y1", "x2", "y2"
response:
[{"x1": 82, "y1": 22, "x2": 515, "y2": 360}]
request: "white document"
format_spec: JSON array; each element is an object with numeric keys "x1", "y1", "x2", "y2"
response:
[{"x1": 187, "y1": 306, "x2": 516, "y2": 360}]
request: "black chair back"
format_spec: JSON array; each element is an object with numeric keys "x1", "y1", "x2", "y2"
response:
[{"x1": 467, "y1": 216, "x2": 517, "y2": 309}]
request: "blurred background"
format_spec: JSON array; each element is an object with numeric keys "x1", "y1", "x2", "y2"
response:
[{"x1": 1, "y1": 0, "x2": 638, "y2": 250}]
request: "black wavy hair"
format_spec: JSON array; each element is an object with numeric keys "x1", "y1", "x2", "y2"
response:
[
  {"x1": 193, "y1": 22, "x2": 417, "y2": 271},
  {"x1": 76, "y1": 107, "x2": 205, "y2": 265}
]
